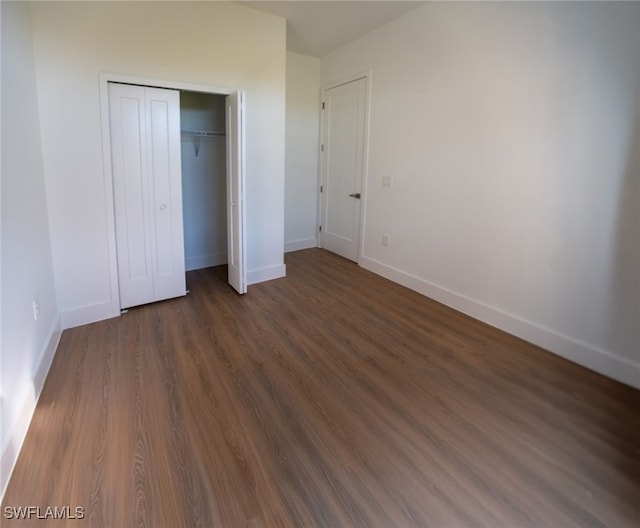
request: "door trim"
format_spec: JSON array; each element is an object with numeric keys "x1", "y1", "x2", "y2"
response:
[
  {"x1": 99, "y1": 73, "x2": 236, "y2": 314},
  {"x1": 317, "y1": 70, "x2": 372, "y2": 263}
]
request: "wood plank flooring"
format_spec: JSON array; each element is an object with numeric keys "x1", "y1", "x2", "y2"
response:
[{"x1": 3, "y1": 248, "x2": 639, "y2": 527}]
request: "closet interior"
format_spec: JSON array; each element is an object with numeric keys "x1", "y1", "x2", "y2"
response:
[{"x1": 180, "y1": 91, "x2": 228, "y2": 272}]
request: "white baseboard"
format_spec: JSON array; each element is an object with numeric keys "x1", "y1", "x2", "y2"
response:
[
  {"x1": 185, "y1": 252, "x2": 227, "y2": 271},
  {"x1": 360, "y1": 255, "x2": 640, "y2": 389},
  {"x1": 1, "y1": 315, "x2": 62, "y2": 500},
  {"x1": 247, "y1": 264, "x2": 287, "y2": 285},
  {"x1": 285, "y1": 237, "x2": 317, "y2": 253},
  {"x1": 61, "y1": 299, "x2": 119, "y2": 329}
]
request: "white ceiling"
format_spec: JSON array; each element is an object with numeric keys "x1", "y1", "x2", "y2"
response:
[{"x1": 238, "y1": 1, "x2": 426, "y2": 57}]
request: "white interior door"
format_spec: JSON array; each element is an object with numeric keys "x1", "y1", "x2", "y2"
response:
[
  {"x1": 145, "y1": 87, "x2": 186, "y2": 303},
  {"x1": 226, "y1": 91, "x2": 247, "y2": 294},
  {"x1": 109, "y1": 83, "x2": 186, "y2": 309},
  {"x1": 321, "y1": 77, "x2": 367, "y2": 262},
  {"x1": 109, "y1": 83, "x2": 153, "y2": 308}
]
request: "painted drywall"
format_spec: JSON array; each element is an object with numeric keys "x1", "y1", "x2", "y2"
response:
[
  {"x1": 29, "y1": 1, "x2": 286, "y2": 327},
  {"x1": 180, "y1": 91, "x2": 228, "y2": 271},
  {"x1": 285, "y1": 52, "x2": 321, "y2": 252},
  {"x1": 1, "y1": 1, "x2": 61, "y2": 497},
  {"x1": 322, "y1": 1, "x2": 640, "y2": 387}
]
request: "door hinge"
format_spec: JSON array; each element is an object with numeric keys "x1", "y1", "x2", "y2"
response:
[
  {"x1": 322, "y1": 102, "x2": 325, "y2": 109},
  {"x1": 319, "y1": 225, "x2": 322, "y2": 232},
  {"x1": 320, "y1": 185, "x2": 323, "y2": 192}
]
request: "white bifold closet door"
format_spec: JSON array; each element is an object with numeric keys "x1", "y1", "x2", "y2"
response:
[
  {"x1": 226, "y1": 91, "x2": 247, "y2": 295},
  {"x1": 109, "y1": 82, "x2": 186, "y2": 309}
]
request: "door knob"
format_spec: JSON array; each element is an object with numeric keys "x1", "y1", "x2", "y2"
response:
[
  {"x1": 349, "y1": 193, "x2": 361, "y2": 199},
  {"x1": 159, "y1": 204, "x2": 167, "y2": 211}
]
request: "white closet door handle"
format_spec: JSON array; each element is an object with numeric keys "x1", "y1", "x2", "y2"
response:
[{"x1": 159, "y1": 203, "x2": 167, "y2": 211}]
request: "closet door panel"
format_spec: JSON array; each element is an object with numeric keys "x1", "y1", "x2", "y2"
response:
[
  {"x1": 109, "y1": 83, "x2": 154, "y2": 309},
  {"x1": 146, "y1": 88, "x2": 186, "y2": 302},
  {"x1": 226, "y1": 91, "x2": 246, "y2": 294}
]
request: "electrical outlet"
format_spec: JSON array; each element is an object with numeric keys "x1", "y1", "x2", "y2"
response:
[
  {"x1": 382, "y1": 234, "x2": 390, "y2": 247},
  {"x1": 382, "y1": 176, "x2": 393, "y2": 188},
  {"x1": 32, "y1": 300, "x2": 40, "y2": 321}
]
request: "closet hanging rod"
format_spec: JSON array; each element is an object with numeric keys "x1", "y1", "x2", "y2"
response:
[{"x1": 181, "y1": 130, "x2": 226, "y2": 137}]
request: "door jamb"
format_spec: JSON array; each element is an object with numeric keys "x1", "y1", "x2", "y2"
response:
[
  {"x1": 99, "y1": 73, "x2": 234, "y2": 313},
  {"x1": 317, "y1": 70, "x2": 372, "y2": 263}
]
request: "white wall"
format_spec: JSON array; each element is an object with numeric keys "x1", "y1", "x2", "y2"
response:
[
  {"x1": 1, "y1": 1, "x2": 61, "y2": 497},
  {"x1": 29, "y1": 1, "x2": 286, "y2": 327},
  {"x1": 322, "y1": 1, "x2": 640, "y2": 387},
  {"x1": 285, "y1": 51, "x2": 321, "y2": 252},
  {"x1": 180, "y1": 92, "x2": 228, "y2": 271}
]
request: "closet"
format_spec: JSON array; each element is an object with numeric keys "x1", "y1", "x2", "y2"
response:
[
  {"x1": 180, "y1": 92, "x2": 228, "y2": 274},
  {"x1": 180, "y1": 89, "x2": 246, "y2": 295},
  {"x1": 108, "y1": 81, "x2": 246, "y2": 310}
]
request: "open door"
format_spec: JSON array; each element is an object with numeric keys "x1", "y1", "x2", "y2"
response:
[{"x1": 226, "y1": 91, "x2": 247, "y2": 294}]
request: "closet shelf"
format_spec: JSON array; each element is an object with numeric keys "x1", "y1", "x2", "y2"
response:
[
  {"x1": 181, "y1": 130, "x2": 225, "y2": 157},
  {"x1": 181, "y1": 130, "x2": 226, "y2": 137}
]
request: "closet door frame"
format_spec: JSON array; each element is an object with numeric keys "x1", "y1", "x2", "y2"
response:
[{"x1": 99, "y1": 73, "x2": 242, "y2": 314}]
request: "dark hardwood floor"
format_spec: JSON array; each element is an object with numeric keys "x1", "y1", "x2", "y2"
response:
[{"x1": 2, "y1": 248, "x2": 639, "y2": 527}]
